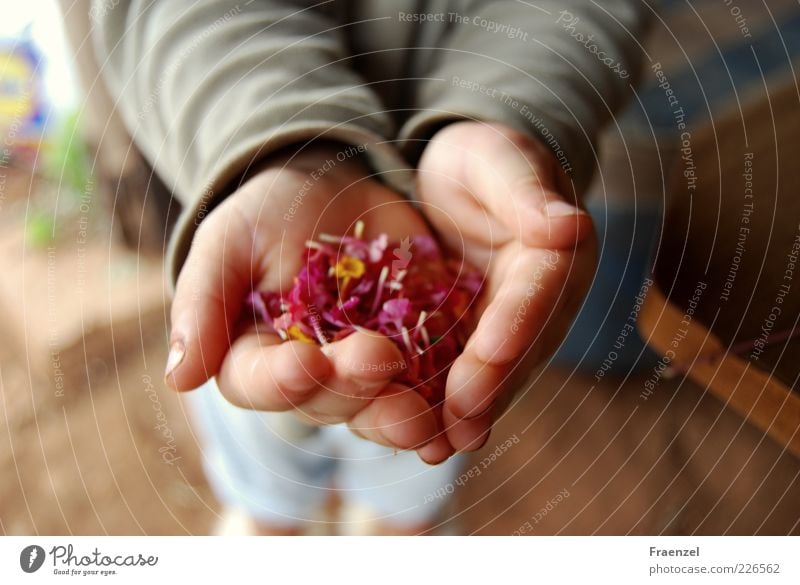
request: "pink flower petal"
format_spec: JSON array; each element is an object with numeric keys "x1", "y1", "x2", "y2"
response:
[{"x1": 246, "y1": 226, "x2": 482, "y2": 405}]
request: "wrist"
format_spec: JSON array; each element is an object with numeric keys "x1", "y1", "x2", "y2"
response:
[
  {"x1": 259, "y1": 140, "x2": 370, "y2": 181},
  {"x1": 226, "y1": 140, "x2": 375, "y2": 215}
]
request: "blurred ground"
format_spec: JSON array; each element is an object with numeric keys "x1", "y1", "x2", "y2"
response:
[
  {"x1": 2, "y1": 318, "x2": 799, "y2": 535},
  {"x1": 0, "y1": 172, "x2": 798, "y2": 536},
  {"x1": 453, "y1": 368, "x2": 800, "y2": 535},
  {"x1": 0, "y1": 332, "x2": 214, "y2": 535}
]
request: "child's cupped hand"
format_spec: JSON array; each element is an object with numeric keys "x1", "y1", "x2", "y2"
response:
[
  {"x1": 165, "y1": 144, "x2": 454, "y2": 463},
  {"x1": 416, "y1": 121, "x2": 598, "y2": 452}
]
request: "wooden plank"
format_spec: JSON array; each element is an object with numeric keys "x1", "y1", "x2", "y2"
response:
[{"x1": 639, "y1": 283, "x2": 800, "y2": 458}]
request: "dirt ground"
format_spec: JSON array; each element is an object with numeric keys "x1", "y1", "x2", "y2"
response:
[
  {"x1": 0, "y1": 166, "x2": 797, "y2": 535},
  {"x1": 2, "y1": 323, "x2": 799, "y2": 535}
]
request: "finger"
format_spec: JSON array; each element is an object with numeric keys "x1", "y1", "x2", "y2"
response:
[
  {"x1": 166, "y1": 206, "x2": 255, "y2": 391},
  {"x1": 416, "y1": 434, "x2": 456, "y2": 465},
  {"x1": 348, "y1": 385, "x2": 438, "y2": 450},
  {"x1": 468, "y1": 246, "x2": 574, "y2": 367},
  {"x1": 444, "y1": 353, "x2": 509, "y2": 420},
  {"x1": 443, "y1": 406, "x2": 493, "y2": 453},
  {"x1": 465, "y1": 125, "x2": 593, "y2": 249},
  {"x1": 444, "y1": 386, "x2": 518, "y2": 453},
  {"x1": 421, "y1": 123, "x2": 593, "y2": 250},
  {"x1": 217, "y1": 333, "x2": 331, "y2": 411},
  {"x1": 296, "y1": 330, "x2": 406, "y2": 424},
  {"x1": 445, "y1": 246, "x2": 592, "y2": 420}
]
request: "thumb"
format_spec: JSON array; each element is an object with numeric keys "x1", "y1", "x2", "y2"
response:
[
  {"x1": 463, "y1": 124, "x2": 593, "y2": 249},
  {"x1": 165, "y1": 206, "x2": 255, "y2": 391}
]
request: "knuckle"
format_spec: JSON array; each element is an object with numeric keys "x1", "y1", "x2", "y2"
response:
[{"x1": 509, "y1": 174, "x2": 548, "y2": 198}]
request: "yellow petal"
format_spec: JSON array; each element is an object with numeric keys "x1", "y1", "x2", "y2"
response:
[
  {"x1": 288, "y1": 325, "x2": 314, "y2": 344},
  {"x1": 334, "y1": 256, "x2": 365, "y2": 279}
]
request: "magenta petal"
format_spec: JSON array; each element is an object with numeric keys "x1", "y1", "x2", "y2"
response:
[
  {"x1": 273, "y1": 313, "x2": 294, "y2": 331},
  {"x1": 351, "y1": 278, "x2": 374, "y2": 295},
  {"x1": 382, "y1": 298, "x2": 410, "y2": 318},
  {"x1": 379, "y1": 298, "x2": 411, "y2": 331},
  {"x1": 245, "y1": 225, "x2": 483, "y2": 406},
  {"x1": 340, "y1": 296, "x2": 361, "y2": 311},
  {"x1": 412, "y1": 235, "x2": 439, "y2": 258},
  {"x1": 368, "y1": 233, "x2": 389, "y2": 262},
  {"x1": 245, "y1": 292, "x2": 276, "y2": 332}
]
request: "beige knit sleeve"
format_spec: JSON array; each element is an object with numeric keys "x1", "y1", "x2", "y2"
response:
[
  {"x1": 92, "y1": 0, "x2": 410, "y2": 286},
  {"x1": 399, "y1": 0, "x2": 649, "y2": 196}
]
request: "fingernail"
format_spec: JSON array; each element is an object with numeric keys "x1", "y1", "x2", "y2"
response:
[
  {"x1": 463, "y1": 398, "x2": 496, "y2": 420},
  {"x1": 419, "y1": 452, "x2": 450, "y2": 466},
  {"x1": 543, "y1": 200, "x2": 585, "y2": 218},
  {"x1": 164, "y1": 340, "x2": 186, "y2": 383}
]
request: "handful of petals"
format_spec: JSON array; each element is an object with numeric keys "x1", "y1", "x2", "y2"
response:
[{"x1": 246, "y1": 221, "x2": 482, "y2": 405}]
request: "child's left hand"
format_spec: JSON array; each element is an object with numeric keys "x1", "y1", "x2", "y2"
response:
[{"x1": 417, "y1": 122, "x2": 598, "y2": 452}]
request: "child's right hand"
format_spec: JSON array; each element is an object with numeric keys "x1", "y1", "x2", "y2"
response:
[{"x1": 164, "y1": 144, "x2": 454, "y2": 463}]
